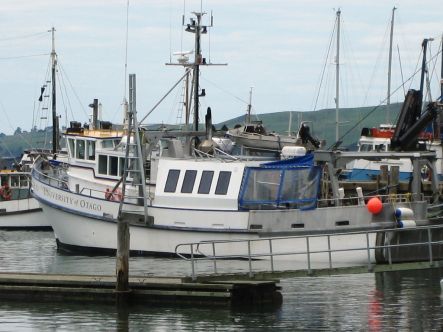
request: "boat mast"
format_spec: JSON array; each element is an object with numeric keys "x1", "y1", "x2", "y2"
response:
[
  {"x1": 335, "y1": 9, "x2": 341, "y2": 142},
  {"x1": 190, "y1": 12, "x2": 204, "y2": 133},
  {"x1": 50, "y1": 27, "x2": 58, "y2": 154},
  {"x1": 386, "y1": 7, "x2": 396, "y2": 123}
]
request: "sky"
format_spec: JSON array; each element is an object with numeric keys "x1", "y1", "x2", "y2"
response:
[{"x1": 0, "y1": 0, "x2": 442, "y2": 135}]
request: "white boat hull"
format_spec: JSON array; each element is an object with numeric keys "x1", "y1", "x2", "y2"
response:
[{"x1": 0, "y1": 198, "x2": 49, "y2": 229}]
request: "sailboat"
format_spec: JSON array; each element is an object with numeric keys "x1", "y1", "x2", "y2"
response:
[{"x1": 0, "y1": 28, "x2": 67, "y2": 229}]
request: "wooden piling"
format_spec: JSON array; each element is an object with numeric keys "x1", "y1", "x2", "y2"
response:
[
  {"x1": 115, "y1": 218, "x2": 130, "y2": 303},
  {"x1": 389, "y1": 165, "x2": 399, "y2": 195}
]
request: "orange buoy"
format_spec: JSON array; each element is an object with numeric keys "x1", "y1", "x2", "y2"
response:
[{"x1": 367, "y1": 197, "x2": 383, "y2": 214}]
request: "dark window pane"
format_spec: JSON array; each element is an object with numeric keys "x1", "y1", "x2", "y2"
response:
[
  {"x1": 215, "y1": 171, "x2": 231, "y2": 195},
  {"x1": 198, "y1": 171, "x2": 214, "y2": 194},
  {"x1": 98, "y1": 155, "x2": 107, "y2": 175},
  {"x1": 164, "y1": 169, "x2": 180, "y2": 193},
  {"x1": 109, "y1": 156, "x2": 118, "y2": 176},
  {"x1": 181, "y1": 170, "x2": 197, "y2": 193}
]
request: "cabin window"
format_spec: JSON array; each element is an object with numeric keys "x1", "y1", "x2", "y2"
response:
[
  {"x1": 76, "y1": 140, "x2": 85, "y2": 159},
  {"x1": 86, "y1": 141, "x2": 96, "y2": 160},
  {"x1": 20, "y1": 175, "x2": 29, "y2": 187},
  {"x1": 98, "y1": 155, "x2": 108, "y2": 175},
  {"x1": 215, "y1": 171, "x2": 231, "y2": 195},
  {"x1": 181, "y1": 170, "x2": 197, "y2": 193},
  {"x1": 198, "y1": 171, "x2": 214, "y2": 194},
  {"x1": 109, "y1": 156, "x2": 118, "y2": 176},
  {"x1": 102, "y1": 140, "x2": 114, "y2": 149},
  {"x1": 360, "y1": 144, "x2": 373, "y2": 152},
  {"x1": 68, "y1": 139, "x2": 75, "y2": 158},
  {"x1": 119, "y1": 158, "x2": 126, "y2": 176},
  {"x1": 10, "y1": 175, "x2": 19, "y2": 188},
  {"x1": 164, "y1": 169, "x2": 180, "y2": 193},
  {"x1": 0, "y1": 176, "x2": 7, "y2": 186}
]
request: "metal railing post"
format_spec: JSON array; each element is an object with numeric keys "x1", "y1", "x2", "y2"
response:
[
  {"x1": 212, "y1": 242, "x2": 218, "y2": 274},
  {"x1": 248, "y1": 241, "x2": 253, "y2": 278},
  {"x1": 269, "y1": 239, "x2": 274, "y2": 272},
  {"x1": 327, "y1": 235, "x2": 332, "y2": 269},
  {"x1": 306, "y1": 236, "x2": 311, "y2": 274},
  {"x1": 366, "y1": 232, "x2": 371, "y2": 271},
  {"x1": 190, "y1": 244, "x2": 196, "y2": 281},
  {"x1": 427, "y1": 227, "x2": 433, "y2": 266}
]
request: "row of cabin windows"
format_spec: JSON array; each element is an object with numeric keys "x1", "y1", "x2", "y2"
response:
[
  {"x1": 67, "y1": 138, "x2": 96, "y2": 161},
  {"x1": 164, "y1": 169, "x2": 231, "y2": 195},
  {"x1": 97, "y1": 154, "x2": 138, "y2": 179},
  {"x1": 99, "y1": 155, "x2": 125, "y2": 177},
  {"x1": 1, "y1": 175, "x2": 29, "y2": 188}
]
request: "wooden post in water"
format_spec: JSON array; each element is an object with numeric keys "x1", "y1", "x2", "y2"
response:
[
  {"x1": 379, "y1": 165, "x2": 389, "y2": 193},
  {"x1": 389, "y1": 166, "x2": 399, "y2": 196},
  {"x1": 115, "y1": 217, "x2": 130, "y2": 303}
]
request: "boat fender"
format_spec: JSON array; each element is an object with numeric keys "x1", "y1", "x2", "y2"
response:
[
  {"x1": 397, "y1": 220, "x2": 416, "y2": 228},
  {"x1": 394, "y1": 207, "x2": 414, "y2": 220}
]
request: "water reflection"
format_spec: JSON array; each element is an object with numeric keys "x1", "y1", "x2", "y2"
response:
[{"x1": 0, "y1": 230, "x2": 443, "y2": 330}]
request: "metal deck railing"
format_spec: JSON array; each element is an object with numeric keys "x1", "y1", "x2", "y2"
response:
[{"x1": 175, "y1": 223, "x2": 443, "y2": 280}]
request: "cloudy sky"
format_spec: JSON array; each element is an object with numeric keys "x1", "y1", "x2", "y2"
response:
[{"x1": 0, "y1": 0, "x2": 442, "y2": 134}]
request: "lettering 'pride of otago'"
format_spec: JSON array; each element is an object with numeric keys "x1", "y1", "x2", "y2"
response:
[{"x1": 40, "y1": 185, "x2": 102, "y2": 212}]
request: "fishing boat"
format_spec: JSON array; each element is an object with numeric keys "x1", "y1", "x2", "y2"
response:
[
  {"x1": 345, "y1": 12, "x2": 443, "y2": 181},
  {"x1": 30, "y1": 11, "x2": 443, "y2": 267}
]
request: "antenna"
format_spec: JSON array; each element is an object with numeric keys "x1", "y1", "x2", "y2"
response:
[{"x1": 123, "y1": 0, "x2": 130, "y2": 101}]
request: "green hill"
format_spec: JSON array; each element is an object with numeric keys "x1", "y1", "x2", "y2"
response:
[
  {"x1": 0, "y1": 103, "x2": 402, "y2": 162},
  {"x1": 216, "y1": 103, "x2": 402, "y2": 149}
]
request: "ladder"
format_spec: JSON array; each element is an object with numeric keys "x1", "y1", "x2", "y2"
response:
[{"x1": 118, "y1": 74, "x2": 148, "y2": 223}]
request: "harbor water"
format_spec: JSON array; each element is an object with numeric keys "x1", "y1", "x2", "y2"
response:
[{"x1": 1, "y1": 230, "x2": 443, "y2": 331}]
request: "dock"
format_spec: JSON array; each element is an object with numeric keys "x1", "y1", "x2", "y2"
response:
[{"x1": 0, "y1": 272, "x2": 282, "y2": 307}]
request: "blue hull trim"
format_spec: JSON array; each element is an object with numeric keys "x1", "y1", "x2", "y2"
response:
[{"x1": 344, "y1": 169, "x2": 443, "y2": 181}]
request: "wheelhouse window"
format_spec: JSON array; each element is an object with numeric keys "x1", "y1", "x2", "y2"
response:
[
  {"x1": 98, "y1": 155, "x2": 108, "y2": 175},
  {"x1": 181, "y1": 170, "x2": 197, "y2": 193},
  {"x1": 215, "y1": 171, "x2": 231, "y2": 195},
  {"x1": 68, "y1": 138, "x2": 75, "y2": 158},
  {"x1": 198, "y1": 171, "x2": 214, "y2": 194},
  {"x1": 119, "y1": 158, "x2": 126, "y2": 176},
  {"x1": 109, "y1": 156, "x2": 118, "y2": 176},
  {"x1": 86, "y1": 141, "x2": 96, "y2": 160},
  {"x1": 19, "y1": 175, "x2": 29, "y2": 187},
  {"x1": 359, "y1": 144, "x2": 373, "y2": 152},
  {"x1": 164, "y1": 169, "x2": 180, "y2": 193},
  {"x1": 76, "y1": 140, "x2": 85, "y2": 159},
  {"x1": 10, "y1": 175, "x2": 19, "y2": 188},
  {"x1": 101, "y1": 140, "x2": 114, "y2": 149}
]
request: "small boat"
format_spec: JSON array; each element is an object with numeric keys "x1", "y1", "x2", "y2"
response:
[
  {"x1": 226, "y1": 120, "x2": 321, "y2": 152},
  {"x1": 0, "y1": 165, "x2": 48, "y2": 229}
]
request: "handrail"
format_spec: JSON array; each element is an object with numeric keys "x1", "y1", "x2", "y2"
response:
[{"x1": 175, "y1": 223, "x2": 443, "y2": 281}]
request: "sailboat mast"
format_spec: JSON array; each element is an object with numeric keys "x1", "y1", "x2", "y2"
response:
[
  {"x1": 335, "y1": 9, "x2": 341, "y2": 142},
  {"x1": 50, "y1": 27, "x2": 58, "y2": 154},
  {"x1": 386, "y1": 7, "x2": 396, "y2": 123},
  {"x1": 441, "y1": 34, "x2": 443, "y2": 100}
]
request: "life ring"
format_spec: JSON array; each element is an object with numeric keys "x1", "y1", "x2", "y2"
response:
[
  {"x1": 112, "y1": 188, "x2": 123, "y2": 202},
  {"x1": 420, "y1": 165, "x2": 431, "y2": 181},
  {"x1": 105, "y1": 188, "x2": 112, "y2": 201},
  {"x1": 0, "y1": 185, "x2": 11, "y2": 201}
]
